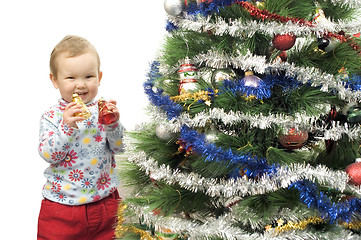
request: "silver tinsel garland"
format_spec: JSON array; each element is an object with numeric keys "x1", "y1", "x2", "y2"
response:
[
  {"x1": 160, "y1": 49, "x2": 361, "y2": 102},
  {"x1": 150, "y1": 105, "x2": 361, "y2": 141},
  {"x1": 168, "y1": 13, "x2": 361, "y2": 38},
  {"x1": 125, "y1": 146, "x2": 361, "y2": 200},
  {"x1": 271, "y1": 61, "x2": 361, "y2": 102},
  {"x1": 130, "y1": 203, "x2": 359, "y2": 240},
  {"x1": 161, "y1": 49, "x2": 267, "y2": 74},
  {"x1": 330, "y1": 0, "x2": 361, "y2": 6}
]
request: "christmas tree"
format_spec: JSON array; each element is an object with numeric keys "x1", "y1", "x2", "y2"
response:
[{"x1": 116, "y1": 0, "x2": 361, "y2": 239}]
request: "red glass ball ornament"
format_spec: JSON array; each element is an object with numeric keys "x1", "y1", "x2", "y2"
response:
[
  {"x1": 278, "y1": 128, "x2": 308, "y2": 149},
  {"x1": 98, "y1": 99, "x2": 118, "y2": 125},
  {"x1": 345, "y1": 160, "x2": 361, "y2": 186},
  {"x1": 272, "y1": 33, "x2": 297, "y2": 51}
]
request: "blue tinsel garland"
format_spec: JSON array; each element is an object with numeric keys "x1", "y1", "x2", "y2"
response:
[
  {"x1": 291, "y1": 180, "x2": 361, "y2": 223},
  {"x1": 180, "y1": 125, "x2": 279, "y2": 178},
  {"x1": 220, "y1": 74, "x2": 301, "y2": 100},
  {"x1": 186, "y1": 0, "x2": 247, "y2": 16},
  {"x1": 165, "y1": 21, "x2": 178, "y2": 32},
  {"x1": 346, "y1": 74, "x2": 361, "y2": 92},
  {"x1": 143, "y1": 61, "x2": 183, "y2": 120}
]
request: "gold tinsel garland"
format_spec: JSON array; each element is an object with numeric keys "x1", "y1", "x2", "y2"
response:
[
  {"x1": 170, "y1": 90, "x2": 218, "y2": 107},
  {"x1": 265, "y1": 216, "x2": 361, "y2": 234},
  {"x1": 342, "y1": 221, "x2": 361, "y2": 230},
  {"x1": 170, "y1": 90, "x2": 262, "y2": 108},
  {"x1": 272, "y1": 217, "x2": 324, "y2": 233},
  {"x1": 115, "y1": 201, "x2": 156, "y2": 240},
  {"x1": 265, "y1": 217, "x2": 323, "y2": 234}
]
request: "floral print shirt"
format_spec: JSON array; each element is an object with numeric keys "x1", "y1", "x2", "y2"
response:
[{"x1": 39, "y1": 98, "x2": 124, "y2": 205}]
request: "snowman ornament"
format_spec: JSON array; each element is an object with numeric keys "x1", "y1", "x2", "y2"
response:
[{"x1": 178, "y1": 58, "x2": 199, "y2": 94}]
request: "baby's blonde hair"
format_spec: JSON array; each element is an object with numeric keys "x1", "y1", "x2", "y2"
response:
[{"x1": 50, "y1": 35, "x2": 101, "y2": 77}]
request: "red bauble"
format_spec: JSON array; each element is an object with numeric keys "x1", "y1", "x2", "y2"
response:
[
  {"x1": 272, "y1": 33, "x2": 296, "y2": 51},
  {"x1": 98, "y1": 99, "x2": 118, "y2": 125},
  {"x1": 278, "y1": 128, "x2": 308, "y2": 149},
  {"x1": 99, "y1": 111, "x2": 118, "y2": 125},
  {"x1": 345, "y1": 161, "x2": 361, "y2": 186}
]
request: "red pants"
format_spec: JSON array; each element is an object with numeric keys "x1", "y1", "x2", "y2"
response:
[{"x1": 37, "y1": 190, "x2": 120, "y2": 240}]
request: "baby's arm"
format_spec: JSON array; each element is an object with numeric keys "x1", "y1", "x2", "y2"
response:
[
  {"x1": 103, "y1": 100, "x2": 124, "y2": 153},
  {"x1": 38, "y1": 110, "x2": 79, "y2": 164}
]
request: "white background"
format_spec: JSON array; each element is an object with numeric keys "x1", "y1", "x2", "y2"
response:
[{"x1": 0, "y1": 0, "x2": 166, "y2": 238}]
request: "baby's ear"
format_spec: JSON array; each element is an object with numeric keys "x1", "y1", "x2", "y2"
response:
[
  {"x1": 98, "y1": 71, "x2": 103, "y2": 86},
  {"x1": 50, "y1": 73, "x2": 59, "y2": 89}
]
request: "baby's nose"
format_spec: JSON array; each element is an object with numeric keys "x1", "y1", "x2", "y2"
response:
[{"x1": 76, "y1": 80, "x2": 86, "y2": 88}]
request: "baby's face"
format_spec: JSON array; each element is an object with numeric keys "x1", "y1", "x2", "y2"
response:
[{"x1": 51, "y1": 52, "x2": 102, "y2": 103}]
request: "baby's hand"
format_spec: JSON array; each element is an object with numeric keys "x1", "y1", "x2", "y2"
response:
[
  {"x1": 106, "y1": 99, "x2": 120, "y2": 123},
  {"x1": 63, "y1": 102, "x2": 84, "y2": 128}
]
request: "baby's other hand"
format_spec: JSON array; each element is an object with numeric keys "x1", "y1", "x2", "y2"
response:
[
  {"x1": 106, "y1": 99, "x2": 120, "y2": 123},
  {"x1": 63, "y1": 102, "x2": 84, "y2": 128}
]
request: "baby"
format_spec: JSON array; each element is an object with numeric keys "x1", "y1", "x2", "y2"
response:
[{"x1": 37, "y1": 35, "x2": 124, "y2": 240}]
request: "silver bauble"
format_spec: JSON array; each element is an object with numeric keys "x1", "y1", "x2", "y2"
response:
[
  {"x1": 205, "y1": 130, "x2": 219, "y2": 143},
  {"x1": 342, "y1": 102, "x2": 358, "y2": 115},
  {"x1": 324, "y1": 38, "x2": 338, "y2": 52},
  {"x1": 318, "y1": 37, "x2": 338, "y2": 52},
  {"x1": 155, "y1": 124, "x2": 177, "y2": 141},
  {"x1": 164, "y1": 0, "x2": 185, "y2": 16},
  {"x1": 211, "y1": 68, "x2": 236, "y2": 86}
]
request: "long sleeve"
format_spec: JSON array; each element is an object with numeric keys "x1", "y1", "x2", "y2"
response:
[
  {"x1": 104, "y1": 121, "x2": 125, "y2": 154},
  {"x1": 38, "y1": 112, "x2": 79, "y2": 164}
]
